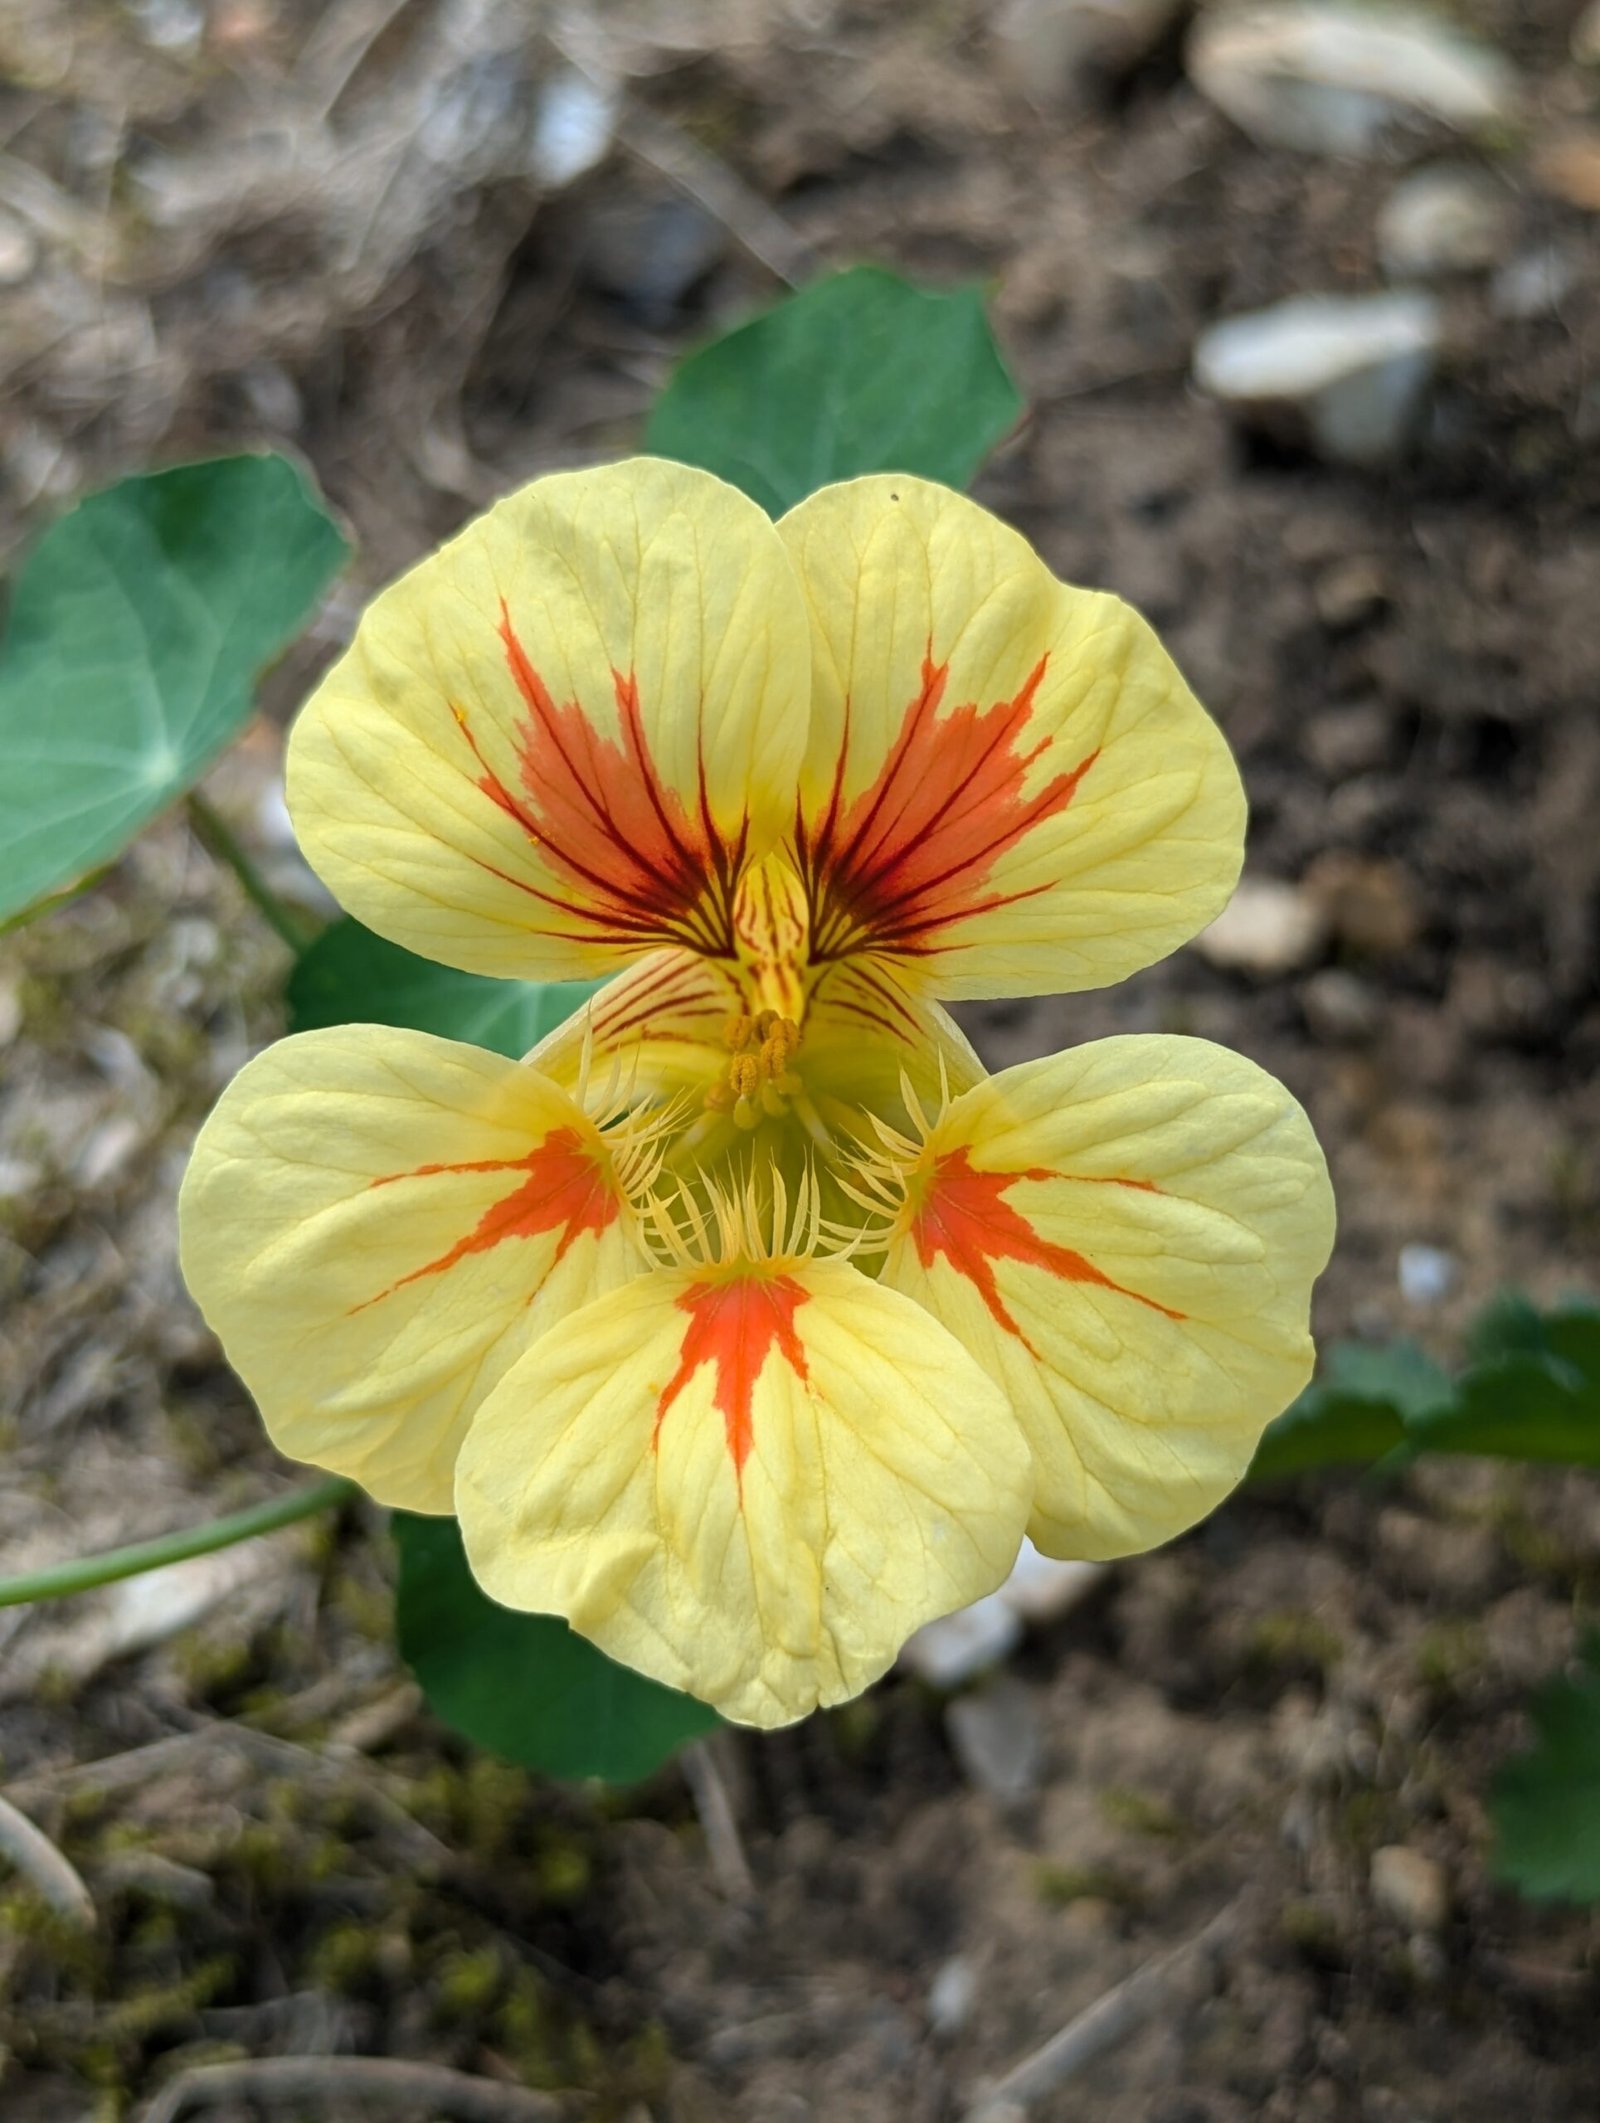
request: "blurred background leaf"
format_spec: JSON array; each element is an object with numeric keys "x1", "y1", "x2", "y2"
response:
[
  {"x1": 1252, "y1": 1298, "x2": 1600, "y2": 1479},
  {"x1": 645, "y1": 263, "x2": 1023, "y2": 515},
  {"x1": 289, "y1": 915, "x2": 601, "y2": 1058},
  {"x1": 1492, "y1": 1637, "x2": 1600, "y2": 1903},
  {"x1": 1249, "y1": 1340, "x2": 1449, "y2": 1480},
  {"x1": 393, "y1": 1512, "x2": 719, "y2": 1783},
  {"x1": 0, "y1": 454, "x2": 346, "y2": 923}
]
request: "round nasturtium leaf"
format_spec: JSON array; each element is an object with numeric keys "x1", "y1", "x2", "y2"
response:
[
  {"x1": 0, "y1": 453, "x2": 348, "y2": 924},
  {"x1": 393, "y1": 1512, "x2": 720, "y2": 1783},
  {"x1": 1492, "y1": 1636, "x2": 1600, "y2": 1904},
  {"x1": 645, "y1": 264, "x2": 1024, "y2": 517},
  {"x1": 289, "y1": 916, "x2": 602, "y2": 1060}
]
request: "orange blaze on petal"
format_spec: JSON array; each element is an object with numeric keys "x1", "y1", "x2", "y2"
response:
[
  {"x1": 911, "y1": 1146, "x2": 1182, "y2": 1351},
  {"x1": 354, "y1": 1126, "x2": 619, "y2": 1311},
  {"x1": 798, "y1": 650, "x2": 1098, "y2": 964},
  {"x1": 451, "y1": 605, "x2": 741, "y2": 957},
  {"x1": 654, "y1": 1272, "x2": 810, "y2": 1478}
]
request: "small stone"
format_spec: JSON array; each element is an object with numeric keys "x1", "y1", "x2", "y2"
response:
[
  {"x1": 901, "y1": 1592, "x2": 1022, "y2": 1688},
  {"x1": 583, "y1": 196, "x2": 726, "y2": 326},
  {"x1": 531, "y1": 68, "x2": 618, "y2": 188},
  {"x1": 239, "y1": 361, "x2": 303, "y2": 433},
  {"x1": 1491, "y1": 244, "x2": 1580, "y2": 322},
  {"x1": 997, "y1": 1540, "x2": 1106, "y2": 1624},
  {"x1": 1377, "y1": 164, "x2": 1513, "y2": 280},
  {"x1": 1306, "y1": 700, "x2": 1393, "y2": 777},
  {"x1": 1397, "y1": 1242, "x2": 1456, "y2": 1306},
  {"x1": 0, "y1": 1156, "x2": 45, "y2": 1199},
  {"x1": 1304, "y1": 852, "x2": 1422, "y2": 959},
  {"x1": 1194, "y1": 292, "x2": 1441, "y2": 468},
  {"x1": 1531, "y1": 131, "x2": 1600, "y2": 214},
  {"x1": 994, "y1": 0, "x2": 1184, "y2": 105},
  {"x1": 1370, "y1": 1845, "x2": 1450, "y2": 1933},
  {"x1": 945, "y1": 1677, "x2": 1045, "y2": 1805},
  {"x1": 1302, "y1": 967, "x2": 1382, "y2": 1044},
  {"x1": 74, "y1": 1115, "x2": 144, "y2": 1190},
  {"x1": 1187, "y1": 4, "x2": 1517, "y2": 158},
  {"x1": 1315, "y1": 557, "x2": 1389, "y2": 629},
  {"x1": 0, "y1": 206, "x2": 38, "y2": 287},
  {"x1": 1196, "y1": 876, "x2": 1328, "y2": 977},
  {"x1": 128, "y1": 0, "x2": 206, "y2": 53},
  {"x1": 927, "y1": 1954, "x2": 977, "y2": 2038}
]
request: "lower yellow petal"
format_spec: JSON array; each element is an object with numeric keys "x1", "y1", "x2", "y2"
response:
[
  {"x1": 178, "y1": 1026, "x2": 639, "y2": 1512},
  {"x1": 880, "y1": 1036, "x2": 1335, "y2": 1559},
  {"x1": 454, "y1": 1256, "x2": 1031, "y2": 1727}
]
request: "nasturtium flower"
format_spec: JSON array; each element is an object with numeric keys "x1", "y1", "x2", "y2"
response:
[{"x1": 179, "y1": 459, "x2": 1334, "y2": 1728}]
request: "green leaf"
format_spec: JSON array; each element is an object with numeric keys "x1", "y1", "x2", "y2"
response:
[
  {"x1": 644, "y1": 264, "x2": 1023, "y2": 516},
  {"x1": 1465, "y1": 1290, "x2": 1551, "y2": 1365},
  {"x1": 288, "y1": 917, "x2": 601, "y2": 1059},
  {"x1": 393, "y1": 1513, "x2": 719, "y2": 1782},
  {"x1": 1249, "y1": 1340, "x2": 1450, "y2": 1481},
  {"x1": 1410, "y1": 1335, "x2": 1600, "y2": 1465},
  {"x1": 1492, "y1": 1637, "x2": 1600, "y2": 1903},
  {"x1": 0, "y1": 454, "x2": 348, "y2": 923}
]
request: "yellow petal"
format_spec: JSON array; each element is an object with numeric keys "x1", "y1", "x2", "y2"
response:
[
  {"x1": 779, "y1": 474, "x2": 1245, "y2": 999},
  {"x1": 178, "y1": 1027, "x2": 640, "y2": 1511},
  {"x1": 880, "y1": 1037, "x2": 1334, "y2": 1558},
  {"x1": 287, "y1": 459, "x2": 811, "y2": 984},
  {"x1": 454, "y1": 1256, "x2": 1031, "y2": 1727}
]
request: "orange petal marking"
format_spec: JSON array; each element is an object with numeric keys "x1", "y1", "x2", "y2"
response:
[
  {"x1": 452, "y1": 605, "x2": 741, "y2": 958},
  {"x1": 912, "y1": 1146, "x2": 1181, "y2": 1352},
  {"x1": 654, "y1": 1270, "x2": 810, "y2": 1478},
  {"x1": 799, "y1": 651, "x2": 1097, "y2": 964},
  {"x1": 354, "y1": 1126, "x2": 618, "y2": 1311}
]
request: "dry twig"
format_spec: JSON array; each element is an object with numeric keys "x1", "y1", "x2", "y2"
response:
[
  {"x1": 545, "y1": 24, "x2": 813, "y2": 287},
  {"x1": 0, "y1": 1791, "x2": 95, "y2": 1929},
  {"x1": 680, "y1": 1737, "x2": 754, "y2": 1901},
  {"x1": 138, "y1": 2055, "x2": 565, "y2": 2123},
  {"x1": 9, "y1": 1719, "x2": 452, "y2": 1871},
  {"x1": 963, "y1": 1895, "x2": 1248, "y2": 2120}
]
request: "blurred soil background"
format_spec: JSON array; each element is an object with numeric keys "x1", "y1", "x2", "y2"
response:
[{"x1": 2, "y1": 0, "x2": 1600, "y2": 2117}]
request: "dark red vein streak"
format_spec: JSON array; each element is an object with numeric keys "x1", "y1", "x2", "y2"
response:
[
  {"x1": 450, "y1": 606, "x2": 745, "y2": 959},
  {"x1": 796, "y1": 647, "x2": 1098, "y2": 965}
]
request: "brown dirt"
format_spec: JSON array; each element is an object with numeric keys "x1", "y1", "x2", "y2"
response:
[{"x1": 2, "y1": 1, "x2": 1599, "y2": 2118}]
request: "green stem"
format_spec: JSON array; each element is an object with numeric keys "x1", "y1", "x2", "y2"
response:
[
  {"x1": 186, "y1": 791, "x2": 312, "y2": 953},
  {"x1": 0, "y1": 1476, "x2": 356, "y2": 1609}
]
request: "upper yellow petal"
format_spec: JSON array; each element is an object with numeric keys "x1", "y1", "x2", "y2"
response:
[
  {"x1": 879, "y1": 1036, "x2": 1334, "y2": 1559},
  {"x1": 454, "y1": 1255, "x2": 1031, "y2": 1727},
  {"x1": 177, "y1": 1025, "x2": 640, "y2": 1512},
  {"x1": 778, "y1": 474, "x2": 1245, "y2": 999},
  {"x1": 287, "y1": 458, "x2": 812, "y2": 984}
]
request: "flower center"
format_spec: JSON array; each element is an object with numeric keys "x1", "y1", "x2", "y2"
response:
[{"x1": 707, "y1": 1009, "x2": 804, "y2": 1130}]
